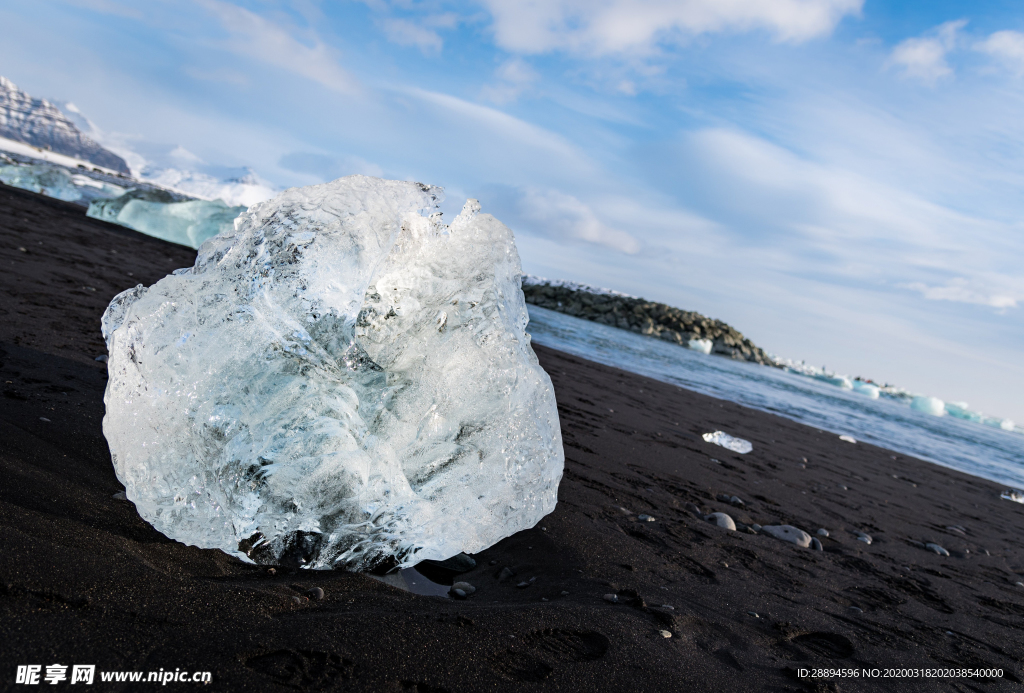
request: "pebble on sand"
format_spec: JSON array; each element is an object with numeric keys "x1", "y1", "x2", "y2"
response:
[
  {"x1": 925, "y1": 543, "x2": 950, "y2": 556},
  {"x1": 603, "y1": 594, "x2": 619, "y2": 603},
  {"x1": 761, "y1": 525, "x2": 812, "y2": 548},
  {"x1": 638, "y1": 514, "x2": 656, "y2": 522},
  {"x1": 112, "y1": 491, "x2": 127, "y2": 500},
  {"x1": 451, "y1": 589, "x2": 467, "y2": 599},
  {"x1": 307, "y1": 587, "x2": 325, "y2": 601},
  {"x1": 497, "y1": 567, "x2": 515, "y2": 582},
  {"x1": 839, "y1": 435, "x2": 857, "y2": 443},
  {"x1": 705, "y1": 512, "x2": 736, "y2": 531},
  {"x1": 856, "y1": 532, "x2": 873, "y2": 545},
  {"x1": 811, "y1": 537, "x2": 823, "y2": 551},
  {"x1": 516, "y1": 581, "x2": 530, "y2": 588},
  {"x1": 817, "y1": 528, "x2": 829, "y2": 537},
  {"x1": 451, "y1": 581, "x2": 476, "y2": 595},
  {"x1": 39, "y1": 417, "x2": 51, "y2": 422},
  {"x1": 659, "y1": 630, "x2": 672, "y2": 638}
]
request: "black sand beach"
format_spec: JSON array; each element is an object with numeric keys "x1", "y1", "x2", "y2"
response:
[{"x1": 2, "y1": 181, "x2": 1023, "y2": 691}]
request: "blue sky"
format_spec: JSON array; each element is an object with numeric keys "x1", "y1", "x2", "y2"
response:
[{"x1": 2, "y1": 0, "x2": 1023, "y2": 422}]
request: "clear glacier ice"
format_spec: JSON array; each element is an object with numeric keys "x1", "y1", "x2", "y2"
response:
[
  {"x1": 88, "y1": 189, "x2": 246, "y2": 249},
  {"x1": 702, "y1": 431, "x2": 753, "y2": 454},
  {"x1": 100, "y1": 175, "x2": 564, "y2": 570}
]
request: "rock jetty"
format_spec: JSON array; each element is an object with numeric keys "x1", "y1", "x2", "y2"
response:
[{"x1": 521, "y1": 277, "x2": 775, "y2": 366}]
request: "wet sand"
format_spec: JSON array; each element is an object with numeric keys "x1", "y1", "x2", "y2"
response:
[{"x1": 1, "y1": 181, "x2": 1022, "y2": 691}]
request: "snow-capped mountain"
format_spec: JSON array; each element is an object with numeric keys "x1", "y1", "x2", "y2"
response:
[
  {"x1": 0, "y1": 76, "x2": 129, "y2": 173},
  {"x1": 0, "y1": 75, "x2": 278, "y2": 207}
]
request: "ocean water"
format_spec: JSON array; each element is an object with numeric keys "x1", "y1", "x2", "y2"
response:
[{"x1": 526, "y1": 305, "x2": 1024, "y2": 491}]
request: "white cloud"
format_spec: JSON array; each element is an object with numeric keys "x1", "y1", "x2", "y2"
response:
[
  {"x1": 479, "y1": 0, "x2": 862, "y2": 55},
  {"x1": 481, "y1": 58, "x2": 539, "y2": 104},
  {"x1": 903, "y1": 279, "x2": 1018, "y2": 309},
  {"x1": 517, "y1": 187, "x2": 641, "y2": 253},
  {"x1": 976, "y1": 30, "x2": 1024, "y2": 75},
  {"x1": 382, "y1": 18, "x2": 444, "y2": 54},
  {"x1": 196, "y1": 0, "x2": 360, "y2": 94},
  {"x1": 887, "y1": 19, "x2": 966, "y2": 84}
]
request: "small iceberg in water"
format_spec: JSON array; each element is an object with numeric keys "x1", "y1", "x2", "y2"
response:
[
  {"x1": 852, "y1": 381, "x2": 879, "y2": 399},
  {"x1": 688, "y1": 338, "x2": 713, "y2": 354},
  {"x1": 911, "y1": 396, "x2": 945, "y2": 417},
  {"x1": 702, "y1": 431, "x2": 753, "y2": 454}
]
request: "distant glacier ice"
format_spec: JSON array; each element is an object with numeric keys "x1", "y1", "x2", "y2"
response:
[
  {"x1": 101, "y1": 175, "x2": 563, "y2": 570},
  {"x1": 88, "y1": 189, "x2": 246, "y2": 248},
  {"x1": 0, "y1": 161, "x2": 127, "y2": 203}
]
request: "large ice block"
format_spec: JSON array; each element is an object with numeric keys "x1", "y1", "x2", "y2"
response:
[{"x1": 101, "y1": 175, "x2": 563, "y2": 570}]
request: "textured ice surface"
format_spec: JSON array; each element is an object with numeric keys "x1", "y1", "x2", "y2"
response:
[
  {"x1": 702, "y1": 431, "x2": 752, "y2": 454},
  {"x1": 88, "y1": 190, "x2": 246, "y2": 248},
  {"x1": 101, "y1": 175, "x2": 563, "y2": 570}
]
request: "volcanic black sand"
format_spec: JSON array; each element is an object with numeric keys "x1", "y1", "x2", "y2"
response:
[{"x1": 1, "y1": 181, "x2": 1023, "y2": 692}]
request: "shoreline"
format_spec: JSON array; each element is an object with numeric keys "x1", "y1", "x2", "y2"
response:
[{"x1": 2, "y1": 182, "x2": 1022, "y2": 691}]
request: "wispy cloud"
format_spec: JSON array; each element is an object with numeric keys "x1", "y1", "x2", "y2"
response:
[
  {"x1": 516, "y1": 187, "x2": 641, "y2": 253},
  {"x1": 480, "y1": 58, "x2": 539, "y2": 104},
  {"x1": 887, "y1": 19, "x2": 966, "y2": 84},
  {"x1": 382, "y1": 18, "x2": 444, "y2": 54},
  {"x1": 196, "y1": 0, "x2": 360, "y2": 95},
  {"x1": 479, "y1": 0, "x2": 863, "y2": 55},
  {"x1": 903, "y1": 279, "x2": 1018, "y2": 309},
  {"x1": 976, "y1": 30, "x2": 1024, "y2": 76}
]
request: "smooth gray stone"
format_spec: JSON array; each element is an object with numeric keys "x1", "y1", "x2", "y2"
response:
[
  {"x1": 811, "y1": 537, "x2": 823, "y2": 551},
  {"x1": 452, "y1": 581, "x2": 476, "y2": 595},
  {"x1": 816, "y1": 528, "x2": 829, "y2": 537},
  {"x1": 637, "y1": 514, "x2": 656, "y2": 522},
  {"x1": 705, "y1": 512, "x2": 736, "y2": 531},
  {"x1": 422, "y1": 553, "x2": 477, "y2": 573},
  {"x1": 762, "y1": 525, "x2": 812, "y2": 548},
  {"x1": 856, "y1": 532, "x2": 873, "y2": 545},
  {"x1": 926, "y1": 543, "x2": 950, "y2": 556},
  {"x1": 307, "y1": 587, "x2": 324, "y2": 601},
  {"x1": 496, "y1": 567, "x2": 515, "y2": 582},
  {"x1": 451, "y1": 588, "x2": 467, "y2": 599}
]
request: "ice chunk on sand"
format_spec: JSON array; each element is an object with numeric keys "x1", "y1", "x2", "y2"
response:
[
  {"x1": 687, "y1": 338, "x2": 713, "y2": 354},
  {"x1": 1001, "y1": 489, "x2": 1024, "y2": 504},
  {"x1": 100, "y1": 175, "x2": 563, "y2": 570},
  {"x1": 852, "y1": 381, "x2": 879, "y2": 399},
  {"x1": 911, "y1": 396, "x2": 945, "y2": 417},
  {"x1": 702, "y1": 431, "x2": 752, "y2": 454},
  {"x1": 88, "y1": 189, "x2": 246, "y2": 248}
]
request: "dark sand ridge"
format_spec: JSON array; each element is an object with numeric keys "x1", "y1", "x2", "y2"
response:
[{"x1": 1, "y1": 181, "x2": 1022, "y2": 692}]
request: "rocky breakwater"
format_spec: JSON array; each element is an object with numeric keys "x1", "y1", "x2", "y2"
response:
[{"x1": 522, "y1": 278, "x2": 776, "y2": 366}]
